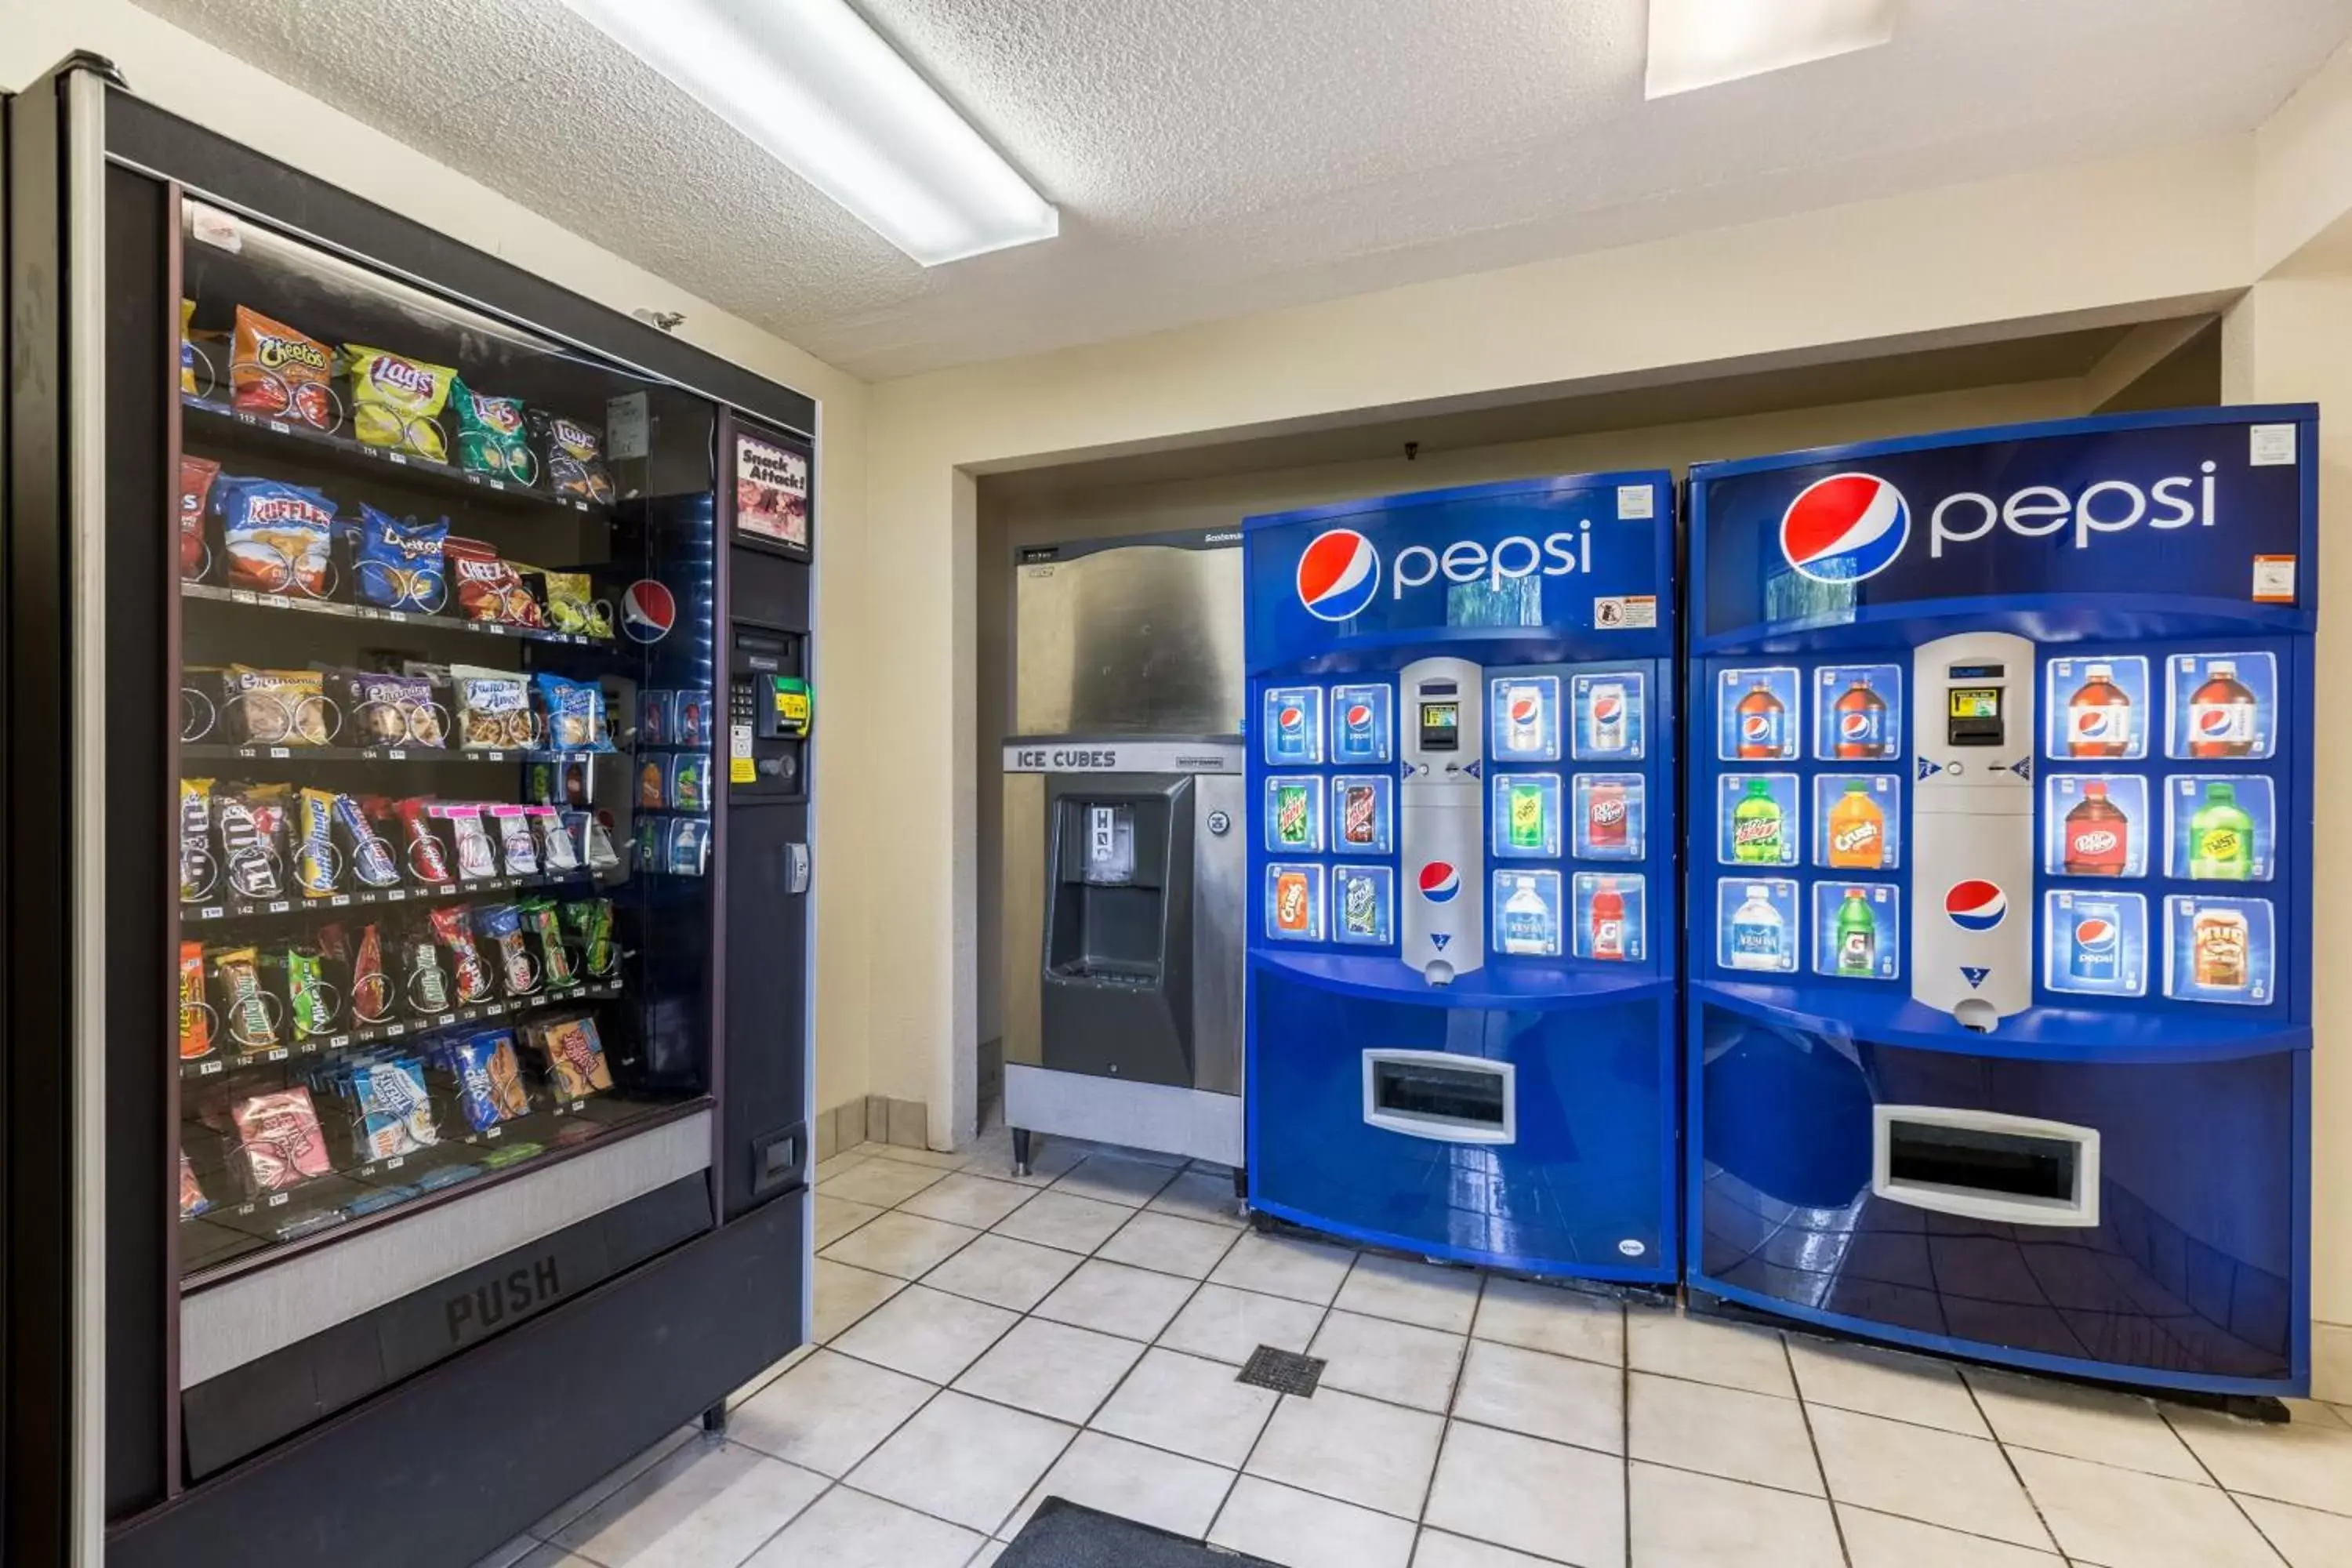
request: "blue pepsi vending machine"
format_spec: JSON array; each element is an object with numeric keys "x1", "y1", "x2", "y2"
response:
[
  {"x1": 1686, "y1": 406, "x2": 2316, "y2": 1395},
  {"x1": 1243, "y1": 472, "x2": 1679, "y2": 1280}
]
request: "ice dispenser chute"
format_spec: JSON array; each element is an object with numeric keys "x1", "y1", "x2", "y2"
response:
[{"x1": 1041, "y1": 775, "x2": 1197, "y2": 1087}]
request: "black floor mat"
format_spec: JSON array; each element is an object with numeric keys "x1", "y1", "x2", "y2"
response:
[{"x1": 996, "y1": 1497, "x2": 1279, "y2": 1567}]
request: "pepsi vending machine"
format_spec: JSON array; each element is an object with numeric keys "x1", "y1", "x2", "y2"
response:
[
  {"x1": 1686, "y1": 407, "x2": 2316, "y2": 1395},
  {"x1": 1244, "y1": 473, "x2": 1679, "y2": 1280}
]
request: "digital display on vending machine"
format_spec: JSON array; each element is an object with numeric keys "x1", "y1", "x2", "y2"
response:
[
  {"x1": 1945, "y1": 666, "x2": 2006, "y2": 746},
  {"x1": 1419, "y1": 701, "x2": 1460, "y2": 750}
]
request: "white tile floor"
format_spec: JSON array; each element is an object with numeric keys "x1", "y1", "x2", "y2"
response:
[{"x1": 478, "y1": 1133, "x2": 2352, "y2": 1568}]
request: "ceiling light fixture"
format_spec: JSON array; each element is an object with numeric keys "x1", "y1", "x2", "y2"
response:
[
  {"x1": 559, "y1": 0, "x2": 1058, "y2": 267},
  {"x1": 1645, "y1": 0, "x2": 1896, "y2": 100}
]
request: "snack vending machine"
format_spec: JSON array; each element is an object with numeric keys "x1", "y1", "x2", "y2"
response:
[
  {"x1": 1686, "y1": 407, "x2": 2316, "y2": 1396},
  {"x1": 1244, "y1": 472, "x2": 1679, "y2": 1280},
  {"x1": 5, "y1": 63, "x2": 816, "y2": 1566}
]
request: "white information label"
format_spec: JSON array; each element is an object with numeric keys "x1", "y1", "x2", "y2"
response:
[
  {"x1": 2250, "y1": 423, "x2": 2298, "y2": 466},
  {"x1": 1616, "y1": 484, "x2": 1656, "y2": 520},
  {"x1": 190, "y1": 203, "x2": 243, "y2": 252},
  {"x1": 2253, "y1": 554, "x2": 2297, "y2": 604},
  {"x1": 607, "y1": 392, "x2": 652, "y2": 462}
]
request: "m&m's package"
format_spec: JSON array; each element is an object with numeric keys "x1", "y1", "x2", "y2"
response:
[
  {"x1": 231, "y1": 307, "x2": 336, "y2": 430},
  {"x1": 339, "y1": 344, "x2": 455, "y2": 461}
]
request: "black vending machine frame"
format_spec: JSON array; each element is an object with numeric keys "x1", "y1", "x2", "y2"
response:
[{"x1": 4, "y1": 60, "x2": 818, "y2": 1568}]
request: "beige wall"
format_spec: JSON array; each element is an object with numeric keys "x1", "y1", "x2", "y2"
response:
[{"x1": 2, "y1": 1, "x2": 877, "y2": 1115}]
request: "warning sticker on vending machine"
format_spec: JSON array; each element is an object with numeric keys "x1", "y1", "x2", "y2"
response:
[
  {"x1": 1594, "y1": 595, "x2": 1657, "y2": 630},
  {"x1": 730, "y1": 722, "x2": 755, "y2": 784}
]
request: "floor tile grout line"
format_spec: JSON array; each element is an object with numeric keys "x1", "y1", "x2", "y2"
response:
[
  {"x1": 2152, "y1": 1404, "x2": 2298, "y2": 1566},
  {"x1": 1417, "y1": 1267, "x2": 1490, "y2": 1526},
  {"x1": 1622, "y1": 1299, "x2": 1635, "y2": 1568},
  {"x1": 1782, "y1": 1330, "x2": 1855, "y2": 1568},
  {"x1": 1207, "y1": 1238, "x2": 1362, "y2": 1544},
  {"x1": 1960, "y1": 1363, "x2": 2071, "y2": 1559}
]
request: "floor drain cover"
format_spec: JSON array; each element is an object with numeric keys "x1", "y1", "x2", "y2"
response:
[{"x1": 1236, "y1": 1345, "x2": 1325, "y2": 1396}]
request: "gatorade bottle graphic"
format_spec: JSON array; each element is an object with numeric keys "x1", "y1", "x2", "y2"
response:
[
  {"x1": 1589, "y1": 878, "x2": 1626, "y2": 961},
  {"x1": 1731, "y1": 779, "x2": 1784, "y2": 863},
  {"x1": 2067, "y1": 664, "x2": 2132, "y2": 758},
  {"x1": 1826, "y1": 781, "x2": 1886, "y2": 869},
  {"x1": 2189, "y1": 782, "x2": 2253, "y2": 880},
  {"x1": 1835, "y1": 889, "x2": 1876, "y2": 976},
  {"x1": 1735, "y1": 681, "x2": 1785, "y2": 759},
  {"x1": 2063, "y1": 782, "x2": 2129, "y2": 876},
  {"x1": 1832, "y1": 679, "x2": 1887, "y2": 759},
  {"x1": 2187, "y1": 660, "x2": 2259, "y2": 758}
]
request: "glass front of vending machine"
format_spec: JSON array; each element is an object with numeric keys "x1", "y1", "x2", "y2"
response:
[
  {"x1": 1243, "y1": 472, "x2": 1680, "y2": 1280},
  {"x1": 5, "y1": 65, "x2": 816, "y2": 1568},
  {"x1": 1686, "y1": 407, "x2": 2316, "y2": 1396}
]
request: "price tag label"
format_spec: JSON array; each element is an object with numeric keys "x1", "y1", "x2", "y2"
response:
[
  {"x1": 269, "y1": 419, "x2": 291, "y2": 435},
  {"x1": 330, "y1": 895, "x2": 351, "y2": 907},
  {"x1": 267, "y1": 900, "x2": 291, "y2": 913},
  {"x1": 435, "y1": 1014, "x2": 454, "y2": 1027},
  {"x1": 388, "y1": 749, "x2": 407, "y2": 760},
  {"x1": 266, "y1": 1048, "x2": 288, "y2": 1062},
  {"x1": 199, "y1": 906, "x2": 224, "y2": 920},
  {"x1": 329, "y1": 1035, "x2": 350, "y2": 1048},
  {"x1": 487, "y1": 1127, "x2": 503, "y2": 1140},
  {"x1": 388, "y1": 453, "x2": 408, "y2": 466},
  {"x1": 230, "y1": 590, "x2": 258, "y2": 604},
  {"x1": 387, "y1": 1156, "x2": 405, "y2": 1170},
  {"x1": 269, "y1": 747, "x2": 290, "y2": 759},
  {"x1": 387, "y1": 889, "x2": 408, "y2": 902},
  {"x1": 268, "y1": 1192, "x2": 289, "y2": 1208},
  {"x1": 198, "y1": 1060, "x2": 222, "y2": 1076},
  {"x1": 386, "y1": 1023, "x2": 406, "y2": 1036}
]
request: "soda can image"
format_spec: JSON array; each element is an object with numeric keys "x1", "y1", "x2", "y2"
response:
[
  {"x1": 1276, "y1": 873, "x2": 1309, "y2": 931},
  {"x1": 1584, "y1": 681, "x2": 1627, "y2": 754},
  {"x1": 1341, "y1": 785, "x2": 1377, "y2": 845},
  {"x1": 1268, "y1": 864, "x2": 1323, "y2": 942},
  {"x1": 2068, "y1": 900, "x2": 2122, "y2": 983},
  {"x1": 1330, "y1": 866, "x2": 1392, "y2": 946},
  {"x1": 1342, "y1": 871, "x2": 1377, "y2": 935},
  {"x1": 1275, "y1": 782, "x2": 1312, "y2": 846}
]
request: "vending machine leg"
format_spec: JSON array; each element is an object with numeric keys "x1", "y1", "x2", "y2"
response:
[
  {"x1": 700, "y1": 1402, "x2": 728, "y2": 1436},
  {"x1": 1011, "y1": 1127, "x2": 1033, "y2": 1178}
]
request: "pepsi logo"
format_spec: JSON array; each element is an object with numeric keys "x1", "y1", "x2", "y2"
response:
[
  {"x1": 621, "y1": 579, "x2": 677, "y2": 644},
  {"x1": 1345, "y1": 703, "x2": 1373, "y2": 731},
  {"x1": 1296, "y1": 528, "x2": 1381, "y2": 622},
  {"x1": 1417, "y1": 862, "x2": 1461, "y2": 903},
  {"x1": 2195, "y1": 706, "x2": 2241, "y2": 737},
  {"x1": 1944, "y1": 880, "x2": 2009, "y2": 932},
  {"x1": 1278, "y1": 705, "x2": 1305, "y2": 733},
  {"x1": 1740, "y1": 713, "x2": 1773, "y2": 742},
  {"x1": 2074, "y1": 917, "x2": 2118, "y2": 954},
  {"x1": 1592, "y1": 694, "x2": 1623, "y2": 722},
  {"x1": 1838, "y1": 712, "x2": 1874, "y2": 740},
  {"x1": 1509, "y1": 696, "x2": 1540, "y2": 725},
  {"x1": 2073, "y1": 709, "x2": 2122, "y2": 739},
  {"x1": 1780, "y1": 473, "x2": 1911, "y2": 584}
]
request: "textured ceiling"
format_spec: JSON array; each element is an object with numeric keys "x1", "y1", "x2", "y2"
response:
[{"x1": 134, "y1": 0, "x2": 2352, "y2": 381}]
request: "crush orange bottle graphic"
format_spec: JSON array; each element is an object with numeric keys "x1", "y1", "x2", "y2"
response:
[{"x1": 1825, "y1": 781, "x2": 1886, "y2": 869}]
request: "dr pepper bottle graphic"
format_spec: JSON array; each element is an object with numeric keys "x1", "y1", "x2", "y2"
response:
[{"x1": 2063, "y1": 782, "x2": 2129, "y2": 876}]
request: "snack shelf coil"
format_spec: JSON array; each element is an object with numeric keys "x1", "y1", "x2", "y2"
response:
[
  {"x1": 180, "y1": 978, "x2": 626, "y2": 1083},
  {"x1": 183, "y1": 394, "x2": 612, "y2": 517},
  {"x1": 182, "y1": 580, "x2": 613, "y2": 649},
  {"x1": 180, "y1": 866, "x2": 612, "y2": 926}
]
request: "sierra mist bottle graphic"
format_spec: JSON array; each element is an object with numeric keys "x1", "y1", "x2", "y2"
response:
[{"x1": 2189, "y1": 782, "x2": 2253, "y2": 880}]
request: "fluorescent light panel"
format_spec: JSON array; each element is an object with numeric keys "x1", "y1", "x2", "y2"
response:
[
  {"x1": 1646, "y1": 0, "x2": 1896, "y2": 99},
  {"x1": 561, "y1": 0, "x2": 1057, "y2": 266}
]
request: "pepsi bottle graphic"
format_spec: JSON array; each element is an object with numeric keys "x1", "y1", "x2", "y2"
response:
[{"x1": 2069, "y1": 899, "x2": 2123, "y2": 984}]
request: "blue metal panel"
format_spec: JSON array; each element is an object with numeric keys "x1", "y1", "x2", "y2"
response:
[
  {"x1": 1684, "y1": 407, "x2": 2315, "y2": 1394},
  {"x1": 1244, "y1": 471, "x2": 1680, "y2": 1283}
]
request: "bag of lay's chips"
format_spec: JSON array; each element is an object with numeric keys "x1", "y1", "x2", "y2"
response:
[
  {"x1": 529, "y1": 408, "x2": 616, "y2": 504},
  {"x1": 339, "y1": 344, "x2": 456, "y2": 462},
  {"x1": 450, "y1": 379, "x2": 538, "y2": 485}
]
